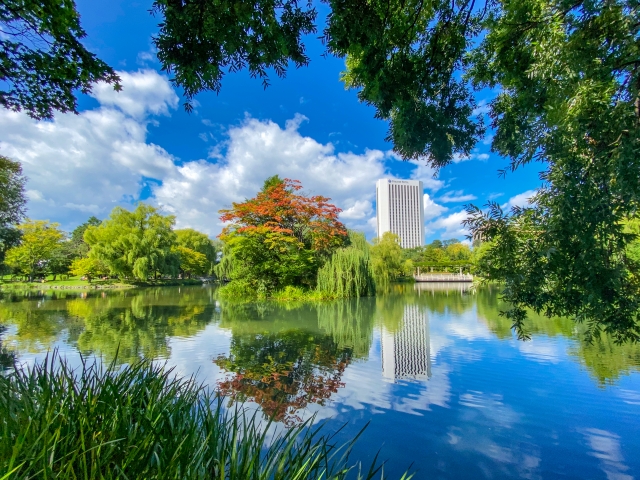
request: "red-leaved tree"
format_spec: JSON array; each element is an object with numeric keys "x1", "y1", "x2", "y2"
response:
[
  {"x1": 219, "y1": 177, "x2": 347, "y2": 254},
  {"x1": 216, "y1": 177, "x2": 349, "y2": 294}
]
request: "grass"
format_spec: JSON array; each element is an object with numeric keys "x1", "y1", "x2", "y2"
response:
[
  {"x1": 0, "y1": 275, "x2": 207, "y2": 291},
  {"x1": 0, "y1": 354, "x2": 412, "y2": 479}
]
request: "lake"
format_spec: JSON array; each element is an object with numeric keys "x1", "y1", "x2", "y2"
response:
[{"x1": 1, "y1": 283, "x2": 639, "y2": 479}]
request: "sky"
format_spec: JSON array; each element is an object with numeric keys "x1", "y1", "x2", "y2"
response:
[{"x1": 0, "y1": 0, "x2": 542, "y2": 243}]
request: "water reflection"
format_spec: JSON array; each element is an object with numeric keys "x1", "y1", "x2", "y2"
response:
[
  {"x1": 0, "y1": 288, "x2": 218, "y2": 363},
  {"x1": 1, "y1": 284, "x2": 639, "y2": 477},
  {"x1": 2, "y1": 285, "x2": 639, "y2": 388},
  {"x1": 381, "y1": 305, "x2": 431, "y2": 382}
]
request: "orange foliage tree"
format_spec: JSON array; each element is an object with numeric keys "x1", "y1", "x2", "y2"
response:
[{"x1": 217, "y1": 176, "x2": 348, "y2": 293}]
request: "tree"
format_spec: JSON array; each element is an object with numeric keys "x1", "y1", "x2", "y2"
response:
[
  {"x1": 1, "y1": 0, "x2": 120, "y2": 119},
  {"x1": 463, "y1": 0, "x2": 640, "y2": 343},
  {"x1": 4, "y1": 220, "x2": 64, "y2": 281},
  {"x1": 0, "y1": 156, "x2": 26, "y2": 273},
  {"x1": 69, "y1": 257, "x2": 108, "y2": 283},
  {"x1": 173, "y1": 245, "x2": 208, "y2": 278},
  {"x1": 84, "y1": 203, "x2": 179, "y2": 281},
  {"x1": 175, "y1": 228, "x2": 217, "y2": 274},
  {"x1": 316, "y1": 231, "x2": 376, "y2": 298},
  {"x1": 69, "y1": 216, "x2": 102, "y2": 259},
  {"x1": 218, "y1": 176, "x2": 348, "y2": 295},
  {"x1": 370, "y1": 232, "x2": 405, "y2": 283},
  {"x1": 0, "y1": 156, "x2": 26, "y2": 226}
]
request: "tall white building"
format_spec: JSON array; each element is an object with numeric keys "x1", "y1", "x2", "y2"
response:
[{"x1": 376, "y1": 179, "x2": 424, "y2": 248}]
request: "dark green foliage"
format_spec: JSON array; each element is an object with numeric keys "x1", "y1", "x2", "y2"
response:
[
  {"x1": 464, "y1": 0, "x2": 640, "y2": 343},
  {"x1": 151, "y1": 0, "x2": 317, "y2": 110},
  {"x1": 151, "y1": 0, "x2": 484, "y2": 163},
  {"x1": 69, "y1": 216, "x2": 101, "y2": 259},
  {"x1": 0, "y1": 0, "x2": 120, "y2": 119},
  {"x1": 0, "y1": 354, "x2": 400, "y2": 479},
  {"x1": 0, "y1": 156, "x2": 26, "y2": 226},
  {"x1": 325, "y1": 0, "x2": 485, "y2": 164}
]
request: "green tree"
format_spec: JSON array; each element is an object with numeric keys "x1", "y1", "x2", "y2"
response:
[
  {"x1": 84, "y1": 203, "x2": 179, "y2": 281},
  {"x1": 1, "y1": 0, "x2": 120, "y2": 119},
  {"x1": 0, "y1": 156, "x2": 26, "y2": 274},
  {"x1": 4, "y1": 220, "x2": 64, "y2": 281},
  {"x1": 370, "y1": 232, "x2": 405, "y2": 283},
  {"x1": 173, "y1": 245, "x2": 209, "y2": 278},
  {"x1": 69, "y1": 216, "x2": 102, "y2": 259},
  {"x1": 218, "y1": 177, "x2": 347, "y2": 296},
  {"x1": 69, "y1": 257, "x2": 108, "y2": 283},
  {"x1": 175, "y1": 228, "x2": 217, "y2": 274},
  {"x1": 316, "y1": 231, "x2": 376, "y2": 298}
]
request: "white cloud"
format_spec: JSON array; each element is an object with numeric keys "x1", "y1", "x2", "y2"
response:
[
  {"x1": 0, "y1": 71, "x2": 178, "y2": 229},
  {"x1": 407, "y1": 158, "x2": 444, "y2": 192},
  {"x1": 92, "y1": 69, "x2": 178, "y2": 119},
  {"x1": 424, "y1": 194, "x2": 448, "y2": 221},
  {"x1": 438, "y1": 190, "x2": 477, "y2": 203},
  {"x1": 426, "y1": 210, "x2": 470, "y2": 239},
  {"x1": 501, "y1": 189, "x2": 537, "y2": 210},
  {"x1": 472, "y1": 99, "x2": 491, "y2": 116},
  {"x1": 154, "y1": 114, "x2": 390, "y2": 235},
  {"x1": 3, "y1": 70, "x2": 441, "y2": 238},
  {"x1": 340, "y1": 200, "x2": 373, "y2": 220}
]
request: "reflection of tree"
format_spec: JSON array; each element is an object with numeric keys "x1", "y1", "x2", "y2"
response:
[
  {"x1": 214, "y1": 329, "x2": 351, "y2": 427},
  {"x1": 0, "y1": 325, "x2": 16, "y2": 370},
  {"x1": 0, "y1": 293, "x2": 83, "y2": 351},
  {"x1": 570, "y1": 333, "x2": 640, "y2": 386},
  {"x1": 476, "y1": 286, "x2": 640, "y2": 384},
  {"x1": 0, "y1": 287, "x2": 217, "y2": 363},
  {"x1": 316, "y1": 299, "x2": 375, "y2": 359}
]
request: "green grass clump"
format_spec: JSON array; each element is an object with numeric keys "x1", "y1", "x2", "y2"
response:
[{"x1": 0, "y1": 355, "x2": 409, "y2": 479}]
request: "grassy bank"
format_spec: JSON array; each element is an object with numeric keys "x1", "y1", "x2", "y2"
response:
[
  {"x1": 0, "y1": 355, "x2": 409, "y2": 479},
  {"x1": 0, "y1": 275, "x2": 208, "y2": 291}
]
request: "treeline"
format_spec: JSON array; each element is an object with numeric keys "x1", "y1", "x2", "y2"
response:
[{"x1": 1, "y1": 204, "x2": 218, "y2": 283}]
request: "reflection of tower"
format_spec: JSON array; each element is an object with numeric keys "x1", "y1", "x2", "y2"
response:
[{"x1": 381, "y1": 305, "x2": 431, "y2": 382}]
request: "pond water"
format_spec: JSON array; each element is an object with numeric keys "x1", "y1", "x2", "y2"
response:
[{"x1": 1, "y1": 283, "x2": 639, "y2": 479}]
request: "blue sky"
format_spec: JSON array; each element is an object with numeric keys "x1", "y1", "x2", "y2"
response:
[{"x1": 0, "y1": 0, "x2": 541, "y2": 243}]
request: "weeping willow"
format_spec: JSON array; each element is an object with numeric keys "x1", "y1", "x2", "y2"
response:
[
  {"x1": 317, "y1": 299, "x2": 375, "y2": 359},
  {"x1": 213, "y1": 245, "x2": 234, "y2": 280},
  {"x1": 316, "y1": 231, "x2": 375, "y2": 298}
]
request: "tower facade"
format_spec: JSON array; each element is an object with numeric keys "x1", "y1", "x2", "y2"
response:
[{"x1": 376, "y1": 179, "x2": 425, "y2": 248}]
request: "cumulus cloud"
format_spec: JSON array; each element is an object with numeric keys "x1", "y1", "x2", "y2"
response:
[
  {"x1": 154, "y1": 114, "x2": 390, "y2": 235},
  {"x1": 92, "y1": 69, "x2": 178, "y2": 119},
  {"x1": 424, "y1": 194, "x2": 448, "y2": 221},
  {"x1": 0, "y1": 70, "x2": 178, "y2": 228},
  {"x1": 426, "y1": 210, "x2": 470, "y2": 240},
  {"x1": 437, "y1": 190, "x2": 477, "y2": 203},
  {"x1": 1, "y1": 72, "x2": 404, "y2": 236},
  {"x1": 501, "y1": 189, "x2": 537, "y2": 211}
]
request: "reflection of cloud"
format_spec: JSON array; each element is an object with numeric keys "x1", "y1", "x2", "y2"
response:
[
  {"x1": 582, "y1": 428, "x2": 633, "y2": 480},
  {"x1": 444, "y1": 308, "x2": 493, "y2": 341},
  {"x1": 618, "y1": 389, "x2": 640, "y2": 405},
  {"x1": 448, "y1": 390, "x2": 541, "y2": 479},
  {"x1": 517, "y1": 339, "x2": 563, "y2": 364}
]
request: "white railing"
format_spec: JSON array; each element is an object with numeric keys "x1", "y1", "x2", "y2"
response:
[{"x1": 413, "y1": 273, "x2": 473, "y2": 282}]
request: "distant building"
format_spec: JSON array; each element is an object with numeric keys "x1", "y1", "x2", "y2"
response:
[
  {"x1": 381, "y1": 304, "x2": 431, "y2": 382},
  {"x1": 376, "y1": 179, "x2": 424, "y2": 249}
]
